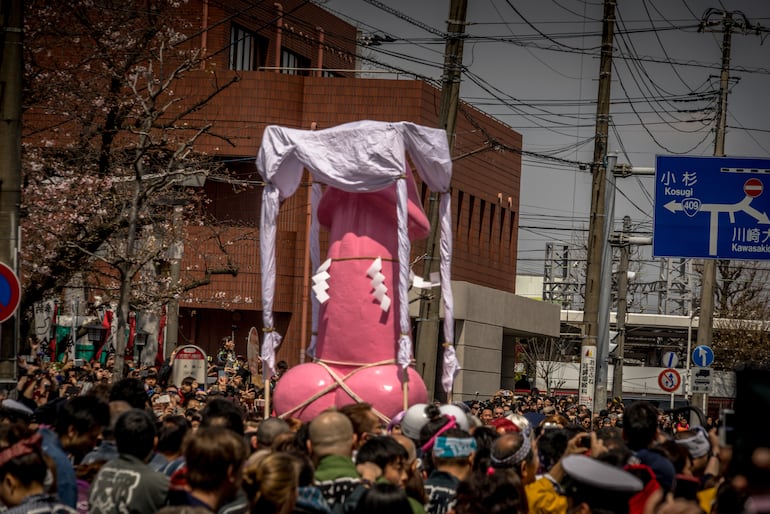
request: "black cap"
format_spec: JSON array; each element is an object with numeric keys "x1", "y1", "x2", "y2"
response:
[{"x1": 561, "y1": 455, "x2": 643, "y2": 514}]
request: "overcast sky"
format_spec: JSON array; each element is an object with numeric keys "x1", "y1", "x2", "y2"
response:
[{"x1": 318, "y1": 0, "x2": 770, "y2": 289}]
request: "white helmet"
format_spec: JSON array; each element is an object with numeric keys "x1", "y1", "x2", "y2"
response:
[
  {"x1": 439, "y1": 403, "x2": 471, "y2": 432},
  {"x1": 400, "y1": 403, "x2": 429, "y2": 440},
  {"x1": 506, "y1": 413, "x2": 531, "y2": 433}
]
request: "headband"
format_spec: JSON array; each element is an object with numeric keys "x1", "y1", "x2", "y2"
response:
[
  {"x1": 433, "y1": 437, "x2": 477, "y2": 458},
  {"x1": 0, "y1": 434, "x2": 42, "y2": 467},
  {"x1": 490, "y1": 433, "x2": 531, "y2": 468},
  {"x1": 420, "y1": 416, "x2": 457, "y2": 453}
]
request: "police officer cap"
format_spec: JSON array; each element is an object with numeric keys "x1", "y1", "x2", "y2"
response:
[
  {"x1": 0, "y1": 399, "x2": 34, "y2": 422},
  {"x1": 561, "y1": 455, "x2": 643, "y2": 514}
]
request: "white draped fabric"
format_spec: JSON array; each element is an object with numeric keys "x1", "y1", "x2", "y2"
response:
[
  {"x1": 307, "y1": 182, "x2": 323, "y2": 360},
  {"x1": 256, "y1": 120, "x2": 460, "y2": 392},
  {"x1": 259, "y1": 183, "x2": 282, "y2": 379}
]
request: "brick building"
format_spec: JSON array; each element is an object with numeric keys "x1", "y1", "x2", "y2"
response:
[{"x1": 24, "y1": 0, "x2": 558, "y2": 398}]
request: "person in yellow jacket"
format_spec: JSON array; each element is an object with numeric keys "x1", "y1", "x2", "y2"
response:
[
  {"x1": 486, "y1": 428, "x2": 564, "y2": 513},
  {"x1": 524, "y1": 431, "x2": 595, "y2": 514}
]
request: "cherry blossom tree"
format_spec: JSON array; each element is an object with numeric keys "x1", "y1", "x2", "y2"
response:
[{"x1": 22, "y1": 0, "x2": 242, "y2": 378}]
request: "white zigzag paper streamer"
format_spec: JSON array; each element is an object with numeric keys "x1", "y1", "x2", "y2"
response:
[
  {"x1": 312, "y1": 258, "x2": 332, "y2": 303},
  {"x1": 366, "y1": 257, "x2": 391, "y2": 312}
]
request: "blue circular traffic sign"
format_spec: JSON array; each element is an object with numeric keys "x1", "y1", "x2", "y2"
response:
[
  {"x1": 692, "y1": 345, "x2": 714, "y2": 368},
  {"x1": 0, "y1": 262, "x2": 20, "y2": 323}
]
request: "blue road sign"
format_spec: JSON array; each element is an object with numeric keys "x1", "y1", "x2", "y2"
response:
[
  {"x1": 692, "y1": 345, "x2": 715, "y2": 368},
  {"x1": 654, "y1": 155, "x2": 770, "y2": 260}
]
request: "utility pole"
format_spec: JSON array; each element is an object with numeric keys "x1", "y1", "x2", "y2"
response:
[
  {"x1": 414, "y1": 0, "x2": 467, "y2": 402},
  {"x1": 580, "y1": 0, "x2": 616, "y2": 415},
  {"x1": 696, "y1": 11, "x2": 732, "y2": 367},
  {"x1": 697, "y1": 10, "x2": 757, "y2": 375},
  {"x1": 611, "y1": 216, "x2": 631, "y2": 401},
  {"x1": 0, "y1": 0, "x2": 23, "y2": 379},
  {"x1": 595, "y1": 151, "x2": 617, "y2": 412}
]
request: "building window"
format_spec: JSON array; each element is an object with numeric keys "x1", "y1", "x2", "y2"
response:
[
  {"x1": 230, "y1": 24, "x2": 255, "y2": 70},
  {"x1": 281, "y1": 49, "x2": 310, "y2": 76}
]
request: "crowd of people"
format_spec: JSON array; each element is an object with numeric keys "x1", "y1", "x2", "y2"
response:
[
  {"x1": 464, "y1": 389, "x2": 722, "y2": 437},
  {"x1": 0, "y1": 351, "x2": 765, "y2": 514}
]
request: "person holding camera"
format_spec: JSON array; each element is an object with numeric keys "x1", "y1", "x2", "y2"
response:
[
  {"x1": 217, "y1": 336, "x2": 237, "y2": 372},
  {"x1": 10, "y1": 368, "x2": 42, "y2": 413}
]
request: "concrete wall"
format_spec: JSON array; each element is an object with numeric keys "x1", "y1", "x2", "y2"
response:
[
  {"x1": 421, "y1": 281, "x2": 561, "y2": 401},
  {"x1": 452, "y1": 281, "x2": 560, "y2": 337},
  {"x1": 533, "y1": 361, "x2": 736, "y2": 398},
  {"x1": 452, "y1": 320, "x2": 504, "y2": 401}
]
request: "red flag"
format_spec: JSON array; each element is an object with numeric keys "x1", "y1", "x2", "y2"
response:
[
  {"x1": 156, "y1": 306, "x2": 167, "y2": 366},
  {"x1": 95, "y1": 310, "x2": 113, "y2": 360},
  {"x1": 126, "y1": 312, "x2": 136, "y2": 354}
]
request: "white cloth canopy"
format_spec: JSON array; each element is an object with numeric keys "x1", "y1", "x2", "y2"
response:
[{"x1": 256, "y1": 120, "x2": 460, "y2": 393}]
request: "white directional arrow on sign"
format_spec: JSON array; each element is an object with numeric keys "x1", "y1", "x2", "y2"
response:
[
  {"x1": 665, "y1": 196, "x2": 770, "y2": 222},
  {"x1": 664, "y1": 195, "x2": 770, "y2": 255}
]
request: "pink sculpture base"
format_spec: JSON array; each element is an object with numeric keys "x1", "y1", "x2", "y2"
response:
[{"x1": 273, "y1": 362, "x2": 428, "y2": 422}]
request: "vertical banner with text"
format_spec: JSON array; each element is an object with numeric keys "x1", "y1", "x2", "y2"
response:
[{"x1": 579, "y1": 345, "x2": 597, "y2": 414}]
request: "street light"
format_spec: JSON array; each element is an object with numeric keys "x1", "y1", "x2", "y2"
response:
[
  {"x1": 85, "y1": 321, "x2": 106, "y2": 345},
  {"x1": 134, "y1": 330, "x2": 149, "y2": 363},
  {"x1": 156, "y1": 170, "x2": 206, "y2": 359}
]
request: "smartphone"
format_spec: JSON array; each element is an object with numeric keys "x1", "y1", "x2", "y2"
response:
[
  {"x1": 157, "y1": 394, "x2": 171, "y2": 404},
  {"x1": 580, "y1": 434, "x2": 591, "y2": 449},
  {"x1": 73, "y1": 358, "x2": 85, "y2": 367}
]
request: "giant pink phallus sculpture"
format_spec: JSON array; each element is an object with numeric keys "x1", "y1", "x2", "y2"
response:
[{"x1": 256, "y1": 120, "x2": 460, "y2": 422}]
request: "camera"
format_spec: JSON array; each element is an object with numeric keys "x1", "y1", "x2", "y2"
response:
[{"x1": 579, "y1": 434, "x2": 591, "y2": 449}]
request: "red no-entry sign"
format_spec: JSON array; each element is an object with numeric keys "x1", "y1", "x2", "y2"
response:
[{"x1": 744, "y1": 178, "x2": 763, "y2": 198}]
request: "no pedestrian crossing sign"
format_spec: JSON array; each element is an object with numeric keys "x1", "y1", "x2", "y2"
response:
[{"x1": 654, "y1": 155, "x2": 770, "y2": 260}]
